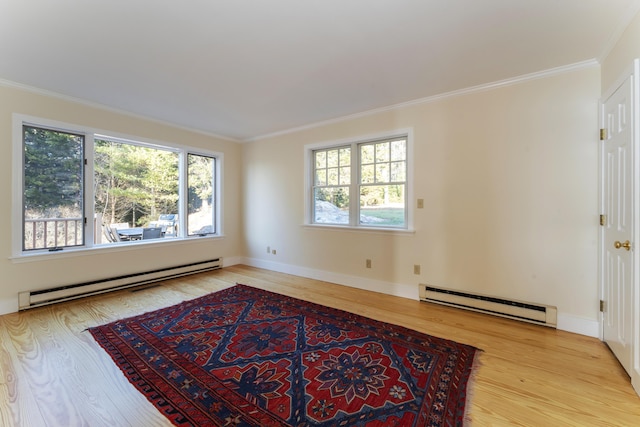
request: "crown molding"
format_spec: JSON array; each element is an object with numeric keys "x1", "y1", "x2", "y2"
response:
[
  {"x1": 1, "y1": 57, "x2": 601, "y2": 145},
  {"x1": 246, "y1": 59, "x2": 600, "y2": 142},
  {"x1": 0, "y1": 78, "x2": 240, "y2": 143}
]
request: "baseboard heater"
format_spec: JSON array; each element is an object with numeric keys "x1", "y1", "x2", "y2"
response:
[
  {"x1": 419, "y1": 284, "x2": 557, "y2": 327},
  {"x1": 18, "y1": 258, "x2": 222, "y2": 310}
]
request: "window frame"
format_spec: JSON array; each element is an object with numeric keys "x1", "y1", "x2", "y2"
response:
[
  {"x1": 305, "y1": 129, "x2": 414, "y2": 232},
  {"x1": 186, "y1": 152, "x2": 218, "y2": 236},
  {"x1": 12, "y1": 114, "x2": 223, "y2": 259},
  {"x1": 22, "y1": 123, "x2": 87, "y2": 251}
]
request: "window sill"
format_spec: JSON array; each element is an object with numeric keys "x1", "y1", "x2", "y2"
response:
[
  {"x1": 10, "y1": 234, "x2": 225, "y2": 263},
  {"x1": 302, "y1": 223, "x2": 415, "y2": 236}
]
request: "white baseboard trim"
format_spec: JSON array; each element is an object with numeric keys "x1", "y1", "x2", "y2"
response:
[
  {"x1": 0, "y1": 297, "x2": 18, "y2": 316},
  {"x1": 242, "y1": 257, "x2": 419, "y2": 300},
  {"x1": 221, "y1": 256, "x2": 243, "y2": 268},
  {"x1": 556, "y1": 313, "x2": 600, "y2": 338},
  {"x1": 241, "y1": 258, "x2": 601, "y2": 338}
]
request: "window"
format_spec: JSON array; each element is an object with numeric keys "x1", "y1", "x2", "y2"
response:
[
  {"x1": 313, "y1": 146, "x2": 351, "y2": 225},
  {"x1": 23, "y1": 125, "x2": 85, "y2": 250},
  {"x1": 15, "y1": 116, "x2": 221, "y2": 255},
  {"x1": 94, "y1": 137, "x2": 180, "y2": 241},
  {"x1": 187, "y1": 153, "x2": 216, "y2": 236},
  {"x1": 311, "y1": 133, "x2": 409, "y2": 229}
]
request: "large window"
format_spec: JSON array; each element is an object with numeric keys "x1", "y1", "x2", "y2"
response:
[
  {"x1": 94, "y1": 137, "x2": 180, "y2": 243},
  {"x1": 311, "y1": 133, "x2": 409, "y2": 229},
  {"x1": 16, "y1": 116, "x2": 221, "y2": 255}
]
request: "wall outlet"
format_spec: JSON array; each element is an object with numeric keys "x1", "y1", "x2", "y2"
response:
[
  {"x1": 272, "y1": 249, "x2": 277, "y2": 255},
  {"x1": 414, "y1": 264, "x2": 421, "y2": 275},
  {"x1": 267, "y1": 246, "x2": 271, "y2": 254},
  {"x1": 366, "y1": 259, "x2": 372, "y2": 268}
]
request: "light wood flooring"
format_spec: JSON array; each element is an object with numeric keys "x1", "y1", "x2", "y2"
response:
[{"x1": 0, "y1": 265, "x2": 639, "y2": 426}]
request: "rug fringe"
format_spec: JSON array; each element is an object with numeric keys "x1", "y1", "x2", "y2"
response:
[{"x1": 464, "y1": 349, "x2": 484, "y2": 426}]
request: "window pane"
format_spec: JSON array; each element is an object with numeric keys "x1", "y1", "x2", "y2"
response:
[
  {"x1": 188, "y1": 154, "x2": 215, "y2": 235},
  {"x1": 315, "y1": 151, "x2": 326, "y2": 168},
  {"x1": 23, "y1": 126, "x2": 84, "y2": 250},
  {"x1": 359, "y1": 184, "x2": 405, "y2": 227},
  {"x1": 391, "y1": 161, "x2": 406, "y2": 182},
  {"x1": 375, "y1": 142, "x2": 390, "y2": 162},
  {"x1": 361, "y1": 144, "x2": 374, "y2": 164},
  {"x1": 391, "y1": 139, "x2": 406, "y2": 161},
  {"x1": 94, "y1": 139, "x2": 179, "y2": 243},
  {"x1": 327, "y1": 167, "x2": 339, "y2": 185},
  {"x1": 361, "y1": 164, "x2": 375, "y2": 184},
  {"x1": 314, "y1": 187, "x2": 349, "y2": 224},
  {"x1": 339, "y1": 148, "x2": 351, "y2": 165},
  {"x1": 315, "y1": 169, "x2": 327, "y2": 186},
  {"x1": 339, "y1": 166, "x2": 350, "y2": 185},
  {"x1": 327, "y1": 149, "x2": 339, "y2": 167},
  {"x1": 375, "y1": 163, "x2": 390, "y2": 183}
]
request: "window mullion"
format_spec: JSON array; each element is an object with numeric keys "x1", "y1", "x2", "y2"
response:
[
  {"x1": 84, "y1": 133, "x2": 95, "y2": 246},
  {"x1": 351, "y1": 142, "x2": 358, "y2": 227},
  {"x1": 179, "y1": 151, "x2": 187, "y2": 238}
]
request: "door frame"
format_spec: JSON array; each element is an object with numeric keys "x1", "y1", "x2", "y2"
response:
[{"x1": 599, "y1": 58, "x2": 640, "y2": 395}]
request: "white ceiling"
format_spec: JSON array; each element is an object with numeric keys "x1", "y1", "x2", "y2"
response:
[{"x1": 1, "y1": 0, "x2": 639, "y2": 141}]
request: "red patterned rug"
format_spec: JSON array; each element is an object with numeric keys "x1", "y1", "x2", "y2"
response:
[{"x1": 89, "y1": 284, "x2": 480, "y2": 426}]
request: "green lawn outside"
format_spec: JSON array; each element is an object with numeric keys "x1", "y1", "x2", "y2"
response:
[{"x1": 360, "y1": 208, "x2": 405, "y2": 226}]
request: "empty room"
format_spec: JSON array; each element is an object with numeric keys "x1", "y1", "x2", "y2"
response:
[{"x1": 1, "y1": 1, "x2": 640, "y2": 426}]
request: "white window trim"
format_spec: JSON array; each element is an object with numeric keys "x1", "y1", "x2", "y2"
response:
[
  {"x1": 304, "y1": 128, "x2": 414, "y2": 232},
  {"x1": 11, "y1": 113, "x2": 224, "y2": 260}
]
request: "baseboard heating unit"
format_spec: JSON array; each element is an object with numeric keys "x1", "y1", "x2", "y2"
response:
[
  {"x1": 18, "y1": 258, "x2": 222, "y2": 310},
  {"x1": 419, "y1": 284, "x2": 557, "y2": 327}
]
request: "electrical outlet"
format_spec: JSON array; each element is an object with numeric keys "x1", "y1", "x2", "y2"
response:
[
  {"x1": 414, "y1": 264, "x2": 421, "y2": 275},
  {"x1": 272, "y1": 249, "x2": 277, "y2": 255},
  {"x1": 366, "y1": 259, "x2": 372, "y2": 268},
  {"x1": 267, "y1": 246, "x2": 271, "y2": 254}
]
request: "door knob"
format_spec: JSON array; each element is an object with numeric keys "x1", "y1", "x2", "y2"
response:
[{"x1": 614, "y1": 240, "x2": 632, "y2": 251}]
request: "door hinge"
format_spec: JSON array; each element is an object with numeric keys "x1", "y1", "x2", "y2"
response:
[
  {"x1": 600, "y1": 214, "x2": 607, "y2": 226},
  {"x1": 600, "y1": 300, "x2": 605, "y2": 312},
  {"x1": 600, "y1": 128, "x2": 608, "y2": 140}
]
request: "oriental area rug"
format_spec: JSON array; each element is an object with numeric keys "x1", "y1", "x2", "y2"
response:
[{"x1": 89, "y1": 284, "x2": 480, "y2": 426}]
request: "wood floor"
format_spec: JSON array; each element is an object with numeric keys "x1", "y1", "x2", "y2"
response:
[{"x1": 0, "y1": 265, "x2": 639, "y2": 426}]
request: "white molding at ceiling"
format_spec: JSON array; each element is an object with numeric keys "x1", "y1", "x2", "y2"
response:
[
  {"x1": 597, "y1": 0, "x2": 640, "y2": 63},
  {"x1": 0, "y1": 57, "x2": 601, "y2": 145},
  {"x1": 0, "y1": 78, "x2": 241, "y2": 143},
  {"x1": 246, "y1": 59, "x2": 600, "y2": 143}
]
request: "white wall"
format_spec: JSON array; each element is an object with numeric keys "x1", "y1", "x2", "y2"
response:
[
  {"x1": 0, "y1": 40, "x2": 606, "y2": 338},
  {"x1": 242, "y1": 67, "x2": 601, "y2": 336},
  {"x1": 0, "y1": 84, "x2": 244, "y2": 315}
]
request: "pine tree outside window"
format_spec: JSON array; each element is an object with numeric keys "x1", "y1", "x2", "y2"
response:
[{"x1": 14, "y1": 116, "x2": 221, "y2": 255}]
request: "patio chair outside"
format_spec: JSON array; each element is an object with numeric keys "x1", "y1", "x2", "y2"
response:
[
  {"x1": 103, "y1": 225, "x2": 120, "y2": 243},
  {"x1": 150, "y1": 214, "x2": 178, "y2": 236},
  {"x1": 142, "y1": 227, "x2": 163, "y2": 240}
]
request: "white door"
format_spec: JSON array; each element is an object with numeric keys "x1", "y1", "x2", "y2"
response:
[{"x1": 602, "y1": 75, "x2": 634, "y2": 376}]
